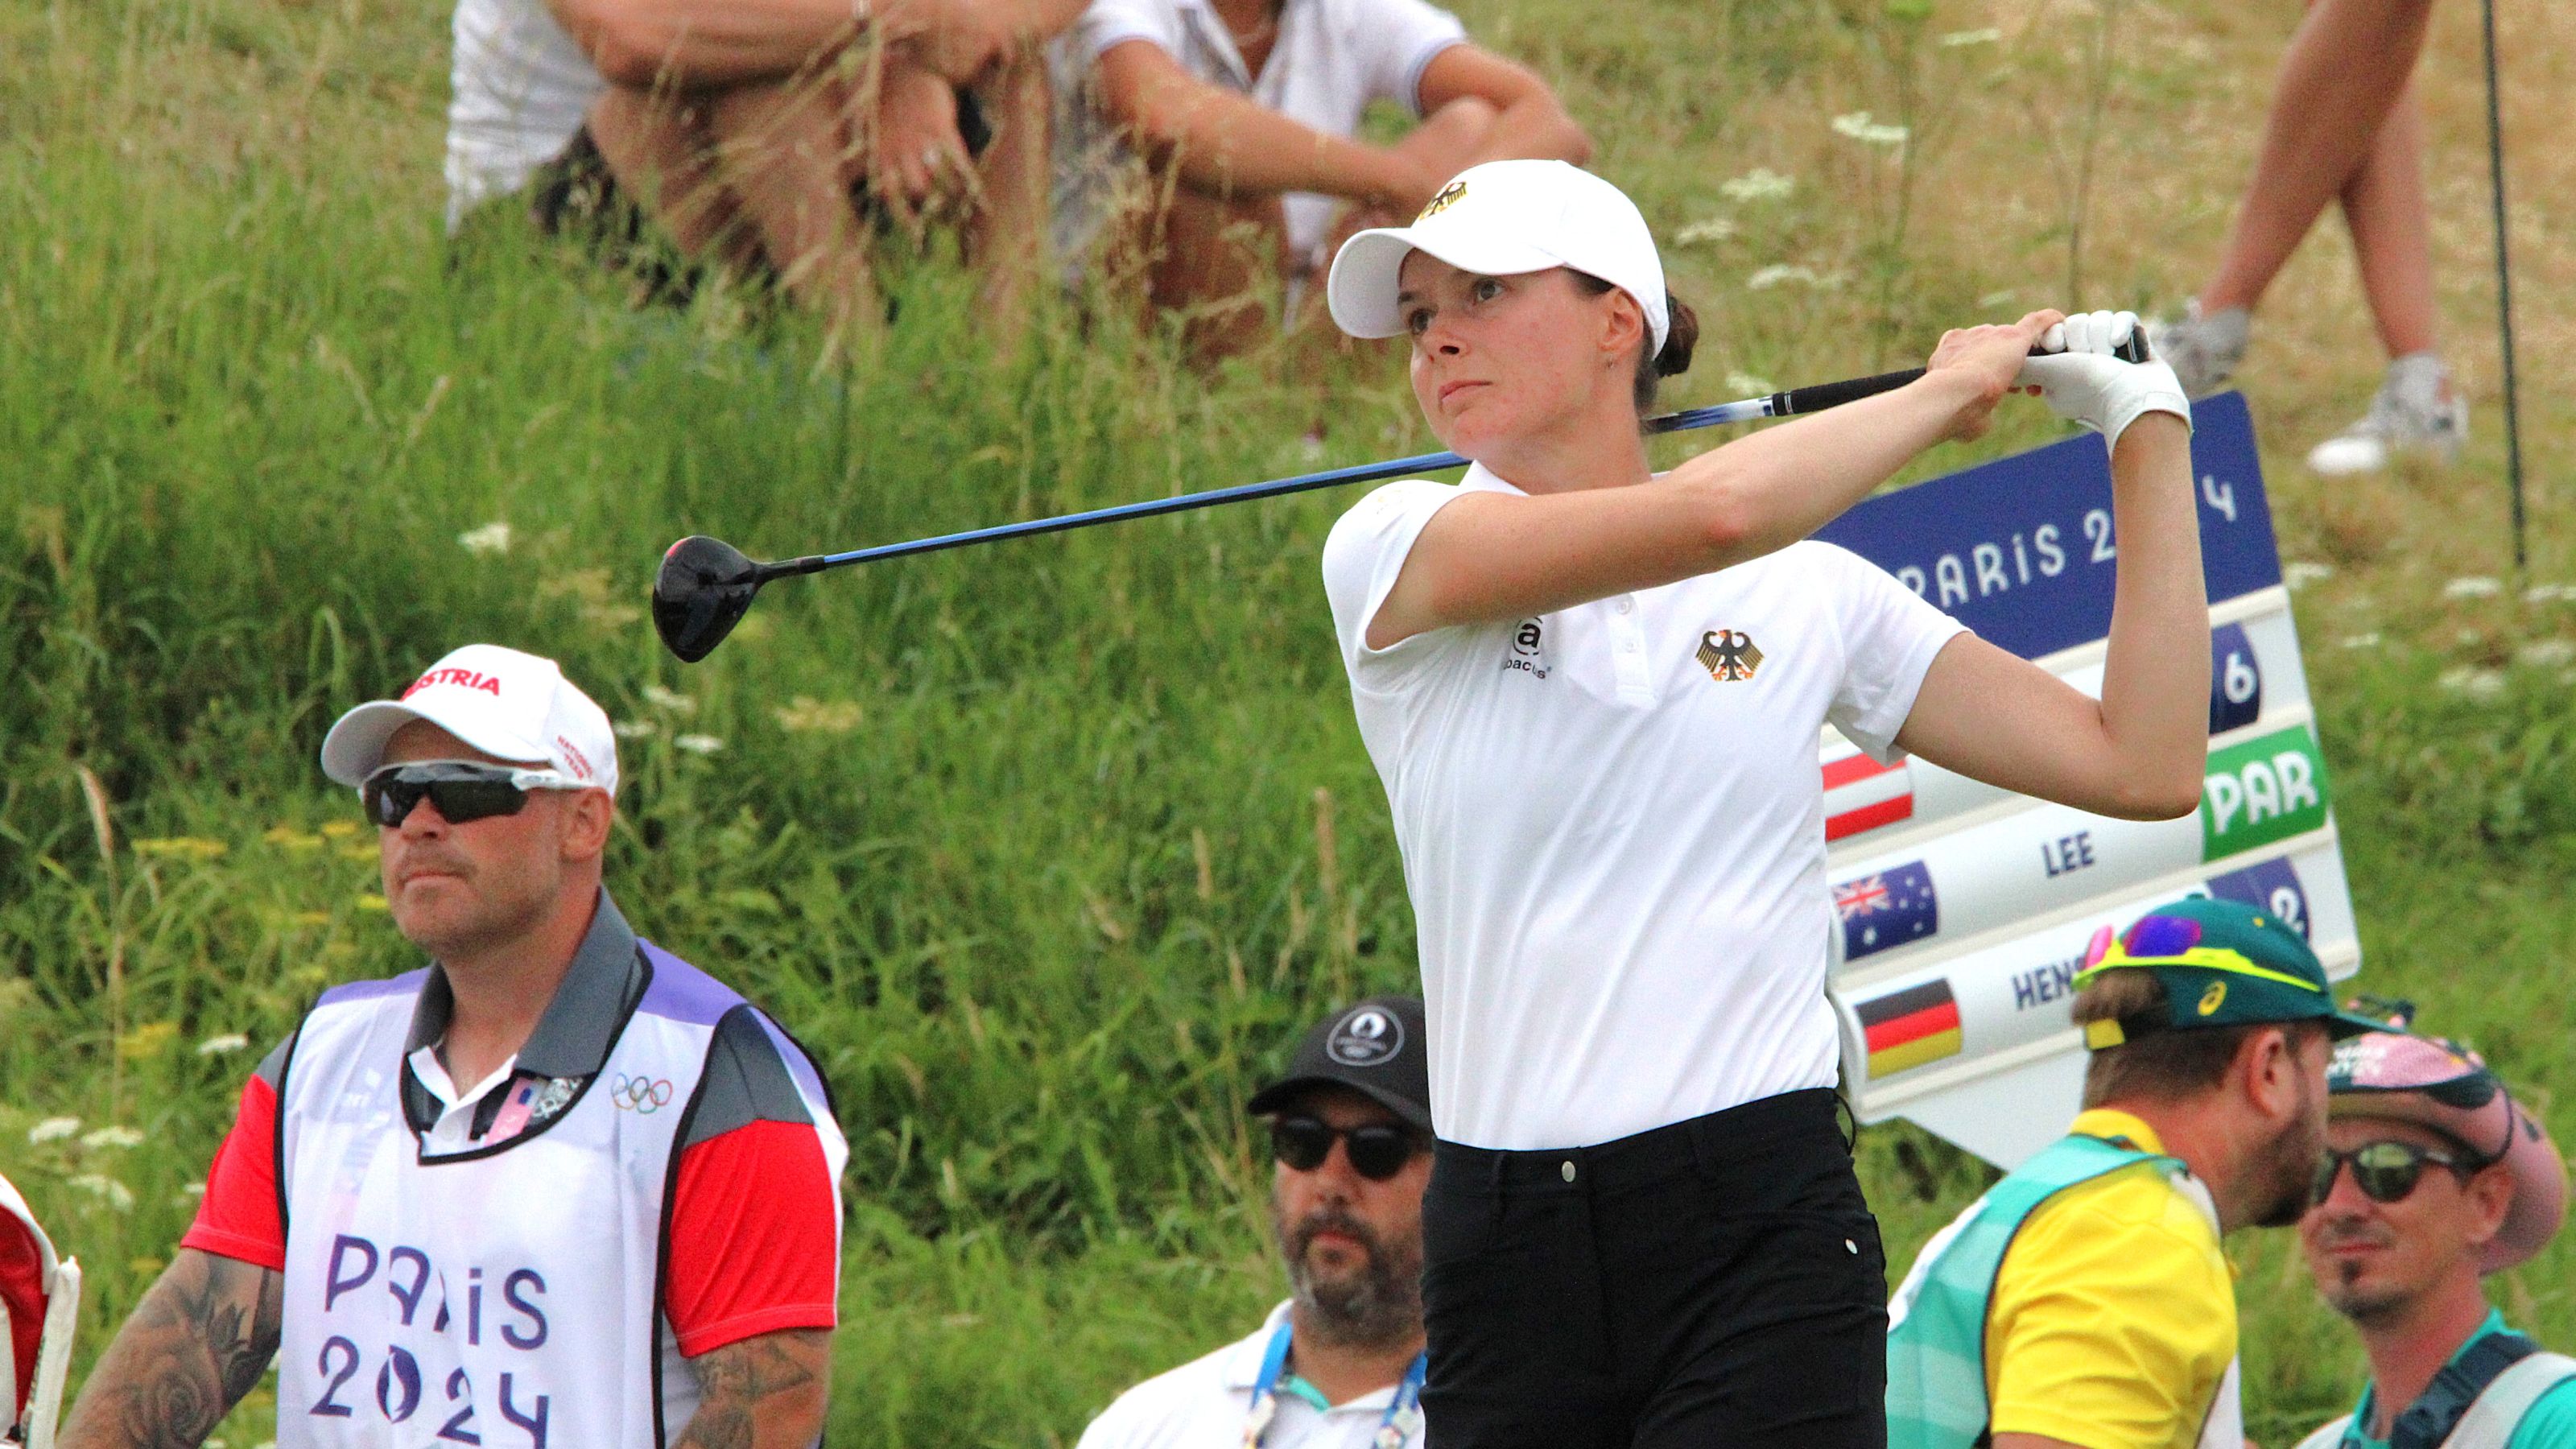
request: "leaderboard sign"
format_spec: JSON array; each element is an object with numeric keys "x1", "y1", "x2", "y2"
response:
[{"x1": 1810, "y1": 394, "x2": 2359, "y2": 1170}]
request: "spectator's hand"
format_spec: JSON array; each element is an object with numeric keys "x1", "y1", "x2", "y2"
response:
[
  {"x1": 868, "y1": 65, "x2": 979, "y2": 230},
  {"x1": 918, "y1": 0, "x2": 1016, "y2": 86},
  {"x1": 1926, "y1": 310, "x2": 2060, "y2": 441}
]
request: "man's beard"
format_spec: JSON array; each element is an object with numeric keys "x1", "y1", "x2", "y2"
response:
[
  {"x1": 2249, "y1": 1108, "x2": 2328, "y2": 1229},
  {"x1": 1274, "y1": 1200, "x2": 1424, "y2": 1350},
  {"x1": 2312, "y1": 1230, "x2": 2411, "y2": 1326}
]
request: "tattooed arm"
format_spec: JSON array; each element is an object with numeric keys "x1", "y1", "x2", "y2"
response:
[
  {"x1": 672, "y1": 1327, "x2": 832, "y2": 1449},
  {"x1": 59, "y1": 1249, "x2": 283, "y2": 1449}
]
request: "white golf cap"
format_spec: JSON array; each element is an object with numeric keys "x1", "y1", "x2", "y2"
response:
[
  {"x1": 1327, "y1": 159, "x2": 1668, "y2": 353},
  {"x1": 320, "y1": 643, "x2": 618, "y2": 796}
]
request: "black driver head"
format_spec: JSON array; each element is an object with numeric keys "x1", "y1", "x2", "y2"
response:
[{"x1": 652, "y1": 535, "x2": 765, "y2": 663}]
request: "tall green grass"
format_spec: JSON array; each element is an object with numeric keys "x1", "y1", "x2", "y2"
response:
[{"x1": 4, "y1": 0, "x2": 2572, "y2": 1443}]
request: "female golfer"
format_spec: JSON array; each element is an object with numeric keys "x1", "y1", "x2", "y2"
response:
[{"x1": 1317, "y1": 158, "x2": 2204, "y2": 1447}]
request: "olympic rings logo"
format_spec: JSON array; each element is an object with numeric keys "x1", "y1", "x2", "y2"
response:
[{"x1": 610, "y1": 1074, "x2": 675, "y2": 1113}]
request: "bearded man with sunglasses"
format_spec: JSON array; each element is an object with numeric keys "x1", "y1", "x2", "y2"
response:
[
  {"x1": 2293, "y1": 1018, "x2": 2573, "y2": 1449},
  {"x1": 61, "y1": 644, "x2": 848, "y2": 1449},
  {"x1": 1078, "y1": 997, "x2": 1432, "y2": 1449},
  {"x1": 1886, "y1": 897, "x2": 2387, "y2": 1449}
]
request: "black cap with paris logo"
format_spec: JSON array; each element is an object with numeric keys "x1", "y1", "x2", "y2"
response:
[{"x1": 1247, "y1": 997, "x2": 1432, "y2": 1133}]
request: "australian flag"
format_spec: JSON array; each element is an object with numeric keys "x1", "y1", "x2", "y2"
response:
[{"x1": 1835, "y1": 861, "x2": 1940, "y2": 960}]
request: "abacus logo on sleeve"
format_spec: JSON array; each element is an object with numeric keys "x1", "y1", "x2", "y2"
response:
[{"x1": 1328, "y1": 1008, "x2": 1405, "y2": 1067}]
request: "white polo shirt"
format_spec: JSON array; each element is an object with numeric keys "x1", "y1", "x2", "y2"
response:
[
  {"x1": 1075, "y1": 1301, "x2": 1429, "y2": 1449},
  {"x1": 1049, "y1": 0, "x2": 1467, "y2": 275},
  {"x1": 445, "y1": 0, "x2": 605, "y2": 229},
  {"x1": 1322, "y1": 466, "x2": 1967, "y2": 1150}
]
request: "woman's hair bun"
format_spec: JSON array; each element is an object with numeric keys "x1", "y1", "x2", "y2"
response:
[{"x1": 1654, "y1": 295, "x2": 1699, "y2": 378}]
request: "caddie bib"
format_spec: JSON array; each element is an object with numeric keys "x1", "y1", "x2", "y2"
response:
[
  {"x1": 272, "y1": 942, "x2": 755, "y2": 1448},
  {"x1": 1886, "y1": 1132, "x2": 2244, "y2": 1449}
]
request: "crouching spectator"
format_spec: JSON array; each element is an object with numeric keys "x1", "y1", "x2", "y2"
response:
[
  {"x1": 448, "y1": 0, "x2": 1076, "y2": 325},
  {"x1": 1050, "y1": 0, "x2": 1588, "y2": 353}
]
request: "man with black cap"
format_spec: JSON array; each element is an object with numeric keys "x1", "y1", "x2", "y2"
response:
[
  {"x1": 2295, "y1": 1014, "x2": 2574, "y2": 1449},
  {"x1": 1886, "y1": 896, "x2": 2386, "y2": 1449},
  {"x1": 1077, "y1": 997, "x2": 1431, "y2": 1449}
]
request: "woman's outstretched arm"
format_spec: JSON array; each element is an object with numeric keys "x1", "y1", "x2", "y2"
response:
[
  {"x1": 1896, "y1": 411, "x2": 2207, "y2": 819},
  {"x1": 1365, "y1": 312, "x2": 2058, "y2": 650}
]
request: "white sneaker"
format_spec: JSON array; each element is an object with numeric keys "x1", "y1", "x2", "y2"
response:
[
  {"x1": 2306, "y1": 354, "x2": 2467, "y2": 476},
  {"x1": 2145, "y1": 301, "x2": 2250, "y2": 398}
]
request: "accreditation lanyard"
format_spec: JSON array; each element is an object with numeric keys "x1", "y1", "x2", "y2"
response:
[{"x1": 1241, "y1": 1323, "x2": 1428, "y2": 1449}]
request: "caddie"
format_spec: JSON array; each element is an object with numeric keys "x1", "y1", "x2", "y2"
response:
[
  {"x1": 5, "y1": 1170, "x2": 80, "y2": 1449},
  {"x1": 60, "y1": 643, "x2": 848, "y2": 1449},
  {"x1": 1886, "y1": 896, "x2": 2384, "y2": 1449},
  {"x1": 2295, "y1": 1016, "x2": 2574, "y2": 1449},
  {"x1": 1077, "y1": 997, "x2": 1433, "y2": 1449}
]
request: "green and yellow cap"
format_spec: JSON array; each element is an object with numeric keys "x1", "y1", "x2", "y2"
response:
[{"x1": 2070, "y1": 897, "x2": 2384, "y2": 1051}]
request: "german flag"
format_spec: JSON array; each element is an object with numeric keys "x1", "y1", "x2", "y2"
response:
[{"x1": 1858, "y1": 978, "x2": 1963, "y2": 1079}]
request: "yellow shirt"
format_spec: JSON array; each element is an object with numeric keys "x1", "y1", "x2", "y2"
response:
[{"x1": 1985, "y1": 1109, "x2": 2238, "y2": 1449}]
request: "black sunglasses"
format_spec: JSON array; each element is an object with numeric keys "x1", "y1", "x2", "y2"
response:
[
  {"x1": 361, "y1": 762, "x2": 582, "y2": 828},
  {"x1": 1270, "y1": 1116, "x2": 1422, "y2": 1181},
  {"x1": 2314, "y1": 1140, "x2": 2475, "y2": 1206}
]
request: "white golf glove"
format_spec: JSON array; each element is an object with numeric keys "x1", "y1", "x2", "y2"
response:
[{"x1": 2017, "y1": 310, "x2": 2191, "y2": 451}]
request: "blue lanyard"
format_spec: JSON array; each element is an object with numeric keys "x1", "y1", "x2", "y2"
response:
[{"x1": 1241, "y1": 1323, "x2": 1428, "y2": 1449}]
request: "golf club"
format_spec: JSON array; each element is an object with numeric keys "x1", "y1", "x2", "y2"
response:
[{"x1": 653, "y1": 336, "x2": 2148, "y2": 662}]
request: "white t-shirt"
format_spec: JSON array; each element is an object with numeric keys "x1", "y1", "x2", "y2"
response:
[
  {"x1": 1321, "y1": 465, "x2": 1967, "y2": 1150},
  {"x1": 1049, "y1": 0, "x2": 1467, "y2": 275},
  {"x1": 445, "y1": 0, "x2": 606, "y2": 229},
  {"x1": 1075, "y1": 1301, "x2": 1428, "y2": 1449}
]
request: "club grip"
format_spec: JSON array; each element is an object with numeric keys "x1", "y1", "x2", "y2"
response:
[
  {"x1": 1769, "y1": 331, "x2": 2149, "y2": 418},
  {"x1": 1772, "y1": 369, "x2": 1926, "y2": 417}
]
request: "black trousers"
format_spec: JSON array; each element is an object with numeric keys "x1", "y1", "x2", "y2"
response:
[{"x1": 1421, "y1": 1088, "x2": 1889, "y2": 1448}]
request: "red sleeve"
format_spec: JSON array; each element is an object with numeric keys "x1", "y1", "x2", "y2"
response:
[
  {"x1": 180, "y1": 1075, "x2": 287, "y2": 1271},
  {"x1": 663, "y1": 1121, "x2": 839, "y2": 1357}
]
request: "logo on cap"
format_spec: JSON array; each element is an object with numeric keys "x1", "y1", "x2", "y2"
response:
[
  {"x1": 404, "y1": 667, "x2": 504, "y2": 700},
  {"x1": 1417, "y1": 180, "x2": 1467, "y2": 221},
  {"x1": 2198, "y1": 981, "x2": 2228, "y2": 1016},
  {"x1": 1327, "y1": 1007, "x2": 1404, "y2": 1067}
]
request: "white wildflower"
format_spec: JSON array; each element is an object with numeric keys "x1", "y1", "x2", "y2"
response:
[
  {"x1": 2438, "y1": 667, "x2": 2507, "y2": 700},
  {"x1": 1939, "y1": 26, "x2": 2004, "y2": 46},
  {"x1": 1724, "y1": 371, "x2": 1777, "y2": 396},
  {"x1": 1719, "y1": 167, "x2": 1794, "y2": 204},
  {"x1": 2445, "y1": 576, "x2": 2504, "y2": 600},
  {"x1": 81, "y1": 1125, "x2": 146, "y2": 1150},
  {"x1": 68, "y1": 1174, "x2": 136, "y2": 1211},
  {"x1": 183, "y1": 1182, "x2": 208, "y2": 1198},
  {"x1": 673, "y1": 733, "x2": 725, "y2": 755},
  {"x1": 2338, "y1": 632, "x2": 2383, "y2": 650},
  {"x1": 196, "y1": 1032, "x2": 250, "y2": 1057},
  {"x1": 1977, "y1": 288, "x2": 2021, "y2": 309},
  {"x1": 456, "y1": 522, "x2": 513, "y2": 556},
  {"x1": 1674, "y1": 217, "x2": 1739, "y2": 247},
  {"x1": 2515, "y1": 639, "x2": 2576, "y2": 669},
  {"x1": 28, "y1": 1116, "x2": 81, "y2": 1144},
  {"x1": 613, "y1": 719, "x2": 659, "y2": 740},
  {"x1": 2522, "y1": 583, "x2": 2576, "y2": 605},
  {"x1": 642, "y1": 685, "x2": 697, "y2": 714},
  {"x1": 2283, "y1": 561, "x2": 2334, "y2": 591},
  {"x1": 1831, "y1": 111, "x2": 1909, "y2": 148},
  {"x1": 1747, "y1": 265, "x2": 1828, "y2": 291}
]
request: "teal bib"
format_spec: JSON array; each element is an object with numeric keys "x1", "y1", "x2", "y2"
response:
[{"x1": 1885, "y1": 1133, "x2": 2182, "y2": 1449}]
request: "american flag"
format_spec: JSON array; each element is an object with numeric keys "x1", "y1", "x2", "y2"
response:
[{"x1": 1835, "y1": 861, "x2": 1940, "y2": 960}]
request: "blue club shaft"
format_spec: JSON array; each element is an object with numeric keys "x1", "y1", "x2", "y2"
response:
[{"x1": 767, "y1": 393, "x2": 1794, "y2": 580}]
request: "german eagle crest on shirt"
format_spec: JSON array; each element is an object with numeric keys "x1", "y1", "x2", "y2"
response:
[{"x1": 1695, "y1": 629, "x2": 1763, "y2": 682}]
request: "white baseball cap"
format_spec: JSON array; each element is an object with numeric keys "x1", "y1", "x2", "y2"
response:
[
  {"x1": 320, "y1": 644, "x2": 618, "y2": 796},
  {"x1": 1327, "y1": 159, "x2": 1669, "y2": 353}
]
